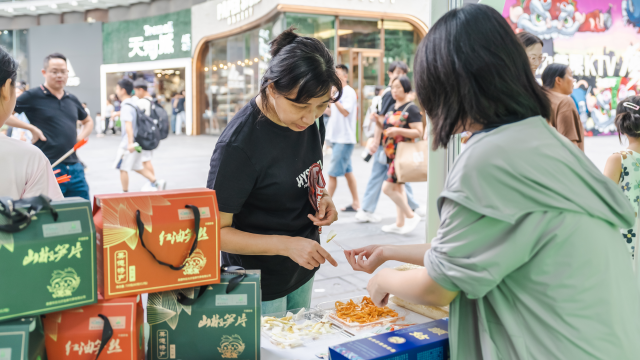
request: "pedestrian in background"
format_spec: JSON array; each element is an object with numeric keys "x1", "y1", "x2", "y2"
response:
[
  {"x1": 325, "y1": 64, "x2": 360, "y2": 212},
  {"x1": 380, "y1": 75, "x2": 423, "y2": 234},
  {"x1": 542, "y1": 64, "x2": 585, "y2": 151},
  {"x1": 170, "y1": 92, "x2": 178, "y2": 133},
  {"x1": 95, "y1": 112, "x2": 104, "y2": 137},
  {"x1": 175, "y1": 90, "x2": 186, "y2": 135},
  {"x1": 134, "y1": 78, "x2": 166, "y2": 190},
  {"x1": 357, "y1": 61, "x2": 424, "y2": 223},
  {"x1": 104, "y1": 97, "x2": 115, "y2": 135},
  {"x1": 0, "y1": 47, "x2": 62, "y2": 200},
  {"x1": 5, "y1": 52, "x2": 93, "y2": 200},
  {"x1": 113, "y1": 78, "x2": 165, "y2": 192}
]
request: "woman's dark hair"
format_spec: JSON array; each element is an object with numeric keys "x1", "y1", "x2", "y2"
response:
[
  {"x1": 392, "y1": 75, "x2": 412, "y2": 93},
  {"x1": 0, "y1": 46, "x2": 17, "y2": 89},
  {"x1": 260, "y1": 26, "x2": 342, "y2": 112},
  {"x1": 541, "y1": 64, "x2": 569, "y2": 89},
  {"x1": 516, "y1": 31, "x2": 543, "y2": 49},
  {"x1": 414, "y1": 4, "x2": 550, "y2": 149},
  {"x1": 615, "y1": 96, "x2": 640, "y2": 140}
]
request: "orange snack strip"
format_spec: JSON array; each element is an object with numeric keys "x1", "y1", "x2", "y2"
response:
[{"x1": 334, "y1": 296, "x2": 398, "y2": 324}]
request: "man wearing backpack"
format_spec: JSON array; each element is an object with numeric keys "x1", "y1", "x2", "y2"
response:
[
  {"x1": 133, "y1": 79, "x2": 169, "y2": 190},
  {"x1": 114, "y1": 78, "x2": 165, "y2": 192}
]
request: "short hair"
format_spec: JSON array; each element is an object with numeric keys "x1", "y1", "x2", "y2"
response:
[
  {"x1": 392, "y1": 75, "x2": 412, "y2": 93},
  {"x1": 374, "y1": 85, "x2": 384, "y2": 96},
  {"x1": 336, "y1": 64, "x2": 349, "y2": 74},
  {"x1": 43, "y1": 53, "x2": 66, "y2": 69},
  {"x1": 414, "y1": 4, "x2": 550, "y2": 149},
  {"x1": 133, "y1": 78, "x2": 148, "y2": 90},
  {"x1": 541, "y1": 64, "x2": 569, "y2": 89},
  {"x1": 388, "y1": 61, "x2": 408, "y2": 75},
  {"x1": 117, "y1": 78, "x2": 134, "y2": 96},
  {"x1": 517, "y1": 31, "x2": 543, "y2": 49}
]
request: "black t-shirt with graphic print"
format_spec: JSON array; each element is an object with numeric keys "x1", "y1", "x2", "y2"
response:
[{"x1": 207, "y1": 98, "x2": 325, "y2": 301}]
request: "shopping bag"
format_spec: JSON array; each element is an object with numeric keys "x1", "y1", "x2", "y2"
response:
[
  {"x1": 93, "y1": 189, "x2": 221, "y2": 299},
  {"x1": 0, "y1": 196, "x2": 97, "y2": 322},
  {"x1": 42, "y1": 296, "x2": 144, "y2": 359},
  {"x1": 395, "y1": 141, "x2": 429, "y2": 183},
  {"x1": 0, "y1": 317, "x2": 47, "y2": 360},
  {"x1": 147, "y1": 268, "x2": 261, "y2": 360}
]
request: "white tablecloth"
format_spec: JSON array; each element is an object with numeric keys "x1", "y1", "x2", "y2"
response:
[{"x1": 260, "y1": 311, "x2": 434, "y2": 360}]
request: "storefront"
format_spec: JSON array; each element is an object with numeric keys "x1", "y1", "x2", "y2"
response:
[
  {"x1": 191, "y1": 0, "x2": 430, "y2": 136},
  {"x1": 101, "y1": 10, "x2": 193, "y2": 134}
]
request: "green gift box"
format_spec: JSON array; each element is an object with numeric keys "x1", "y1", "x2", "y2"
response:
[
  {"x1": 148, "y1": 269, "x2": 261, "y2": 360},
  {"x1": 0, "y1": 317, "x2": 46, "y2": 360},
  {"x1": 0, "y1": 197, "x2": 97, "y2": 322}
]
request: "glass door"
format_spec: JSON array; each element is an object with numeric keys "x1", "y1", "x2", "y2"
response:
[{"x1": 338, "y1": 48, "x2": 383, "y2": 144}]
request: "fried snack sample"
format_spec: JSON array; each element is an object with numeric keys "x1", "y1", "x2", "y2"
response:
[{"x1": 334, "y1": 296, "x2": 398, "y2": 324}]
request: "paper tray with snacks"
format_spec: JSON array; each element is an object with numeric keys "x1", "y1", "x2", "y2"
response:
[
  {"x1": 261, "y1": 307, "x2": 350, "y2": 349},
  {"x1": 315, "y1": 295, "x2": 408, "y2": 332}
]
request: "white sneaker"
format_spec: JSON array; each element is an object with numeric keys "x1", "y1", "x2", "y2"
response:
[
  {"x1": 414, "y1": 206, "x2": 426, "y2": 217},
  {"x1": 156, "y1": 179, "x2": 167, "y2": 190},
  {"x1": 381, "y1": 223, "x2": 403, "y2": 234},
  {"x1": 400, "y1": 215, "x2": 421, "y2": 234},
  {"x1": 356, "y1": 210, "x2": 382, "y2": 223}
]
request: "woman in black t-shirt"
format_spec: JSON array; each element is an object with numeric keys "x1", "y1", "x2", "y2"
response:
[
  {"x1": 207, "y1": 27, "x2": 343, "y2": 314},
  {"x1": 381, "y1": 76, "x2": 424, "y2": 235}
]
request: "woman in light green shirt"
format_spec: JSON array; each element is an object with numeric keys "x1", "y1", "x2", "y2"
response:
[{"x1": 345, "y1": 5, "x2": 640, "y2": 359}]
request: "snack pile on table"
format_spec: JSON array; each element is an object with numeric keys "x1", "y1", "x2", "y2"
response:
[{"x1": 335, "y1": 296, "x2": 399, "y2": 324}]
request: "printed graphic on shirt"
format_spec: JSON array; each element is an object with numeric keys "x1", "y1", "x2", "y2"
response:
[{"x1": 295, "y1": 160, "x2": 323, "y2": 188}]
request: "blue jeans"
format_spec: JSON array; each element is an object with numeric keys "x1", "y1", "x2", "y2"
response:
[
  {"x1": 170, "y1": 113, "x2": 177, "y2": 133},
  {"x1": 262, "y1": 277, "x2": 314, "y2": 314},
  {"x1": 53, "y1": 162, "x2": 90, "y2": 200},
  {"x1": 362, "y1": 146, "x2": 419, "y2": 213},
  {"x1": 328, "y1": 143, "x2": 354, "y2": 177}
]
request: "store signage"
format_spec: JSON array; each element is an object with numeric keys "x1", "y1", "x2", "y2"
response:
[
  {"x1": 103, "y1": 9, "x2": 191, "y2": 64},
  {"x1": 217, "y1": 0, "x2": 262, "y2": 25}
]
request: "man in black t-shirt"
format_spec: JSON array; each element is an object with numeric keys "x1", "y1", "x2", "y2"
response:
[
  {"x1": 6, "y1": 53, "x2": 94, "y2": 200},
  {"x1": 357, "y1": 61, "x2": 424, "y2": 223}
]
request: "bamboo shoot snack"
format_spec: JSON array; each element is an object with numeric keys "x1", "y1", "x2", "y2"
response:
[
  {"x1": 334, "y1": 296, "x2": 398, "y2": 324},
  {"x1": 261, "y1": 308, "x2": 336, "y2": 349}
]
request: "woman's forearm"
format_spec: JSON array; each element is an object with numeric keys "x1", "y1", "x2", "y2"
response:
[
  {"x1": 378, "y1": 268, "x2": 458, "y2": 307},
  {"x1": 221, "y1": 227, "x2": 289, "y2": 257},
  {"x1": 381, "y1": 244, "x2": 431, "y2": 266},
  {"x1": 394, "y1": 128, "x2": 422, "y2": 139}
]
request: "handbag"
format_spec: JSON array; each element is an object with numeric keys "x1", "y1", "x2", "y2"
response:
[{"x1": 395, "y1": 140, "x2": 429, "y2": 183}]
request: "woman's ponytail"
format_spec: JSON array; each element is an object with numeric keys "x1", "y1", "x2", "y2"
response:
[
  {"x1": 269, "y1": 27, "x2": 299, "y2": 57},
  {"x1": 615, "y1": 96, "x2": 640, "y2": 140}
]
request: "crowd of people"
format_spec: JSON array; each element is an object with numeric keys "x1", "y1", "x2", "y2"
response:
[{"x1": 2, "y1": 3, "x2": 640, "y2": 358}]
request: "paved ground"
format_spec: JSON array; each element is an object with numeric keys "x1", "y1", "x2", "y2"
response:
[{"x1": 81, "y1": 132, "x2": 620, "y2": 305}]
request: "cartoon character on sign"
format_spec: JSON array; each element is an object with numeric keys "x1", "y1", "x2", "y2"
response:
[
  {"x1": 507, "y1": 0, "x2": 612, "y2": 38},
  {"x1": 47, "y1": 268, "x2": 81, "y2": 298},
  {"x1": 623, "y1": 0, "x2": 640, "y2": 30},
  {"x1": 218, "y1": 335, "x2": 245, "y2": 358},
  {"x1": 182, "y1": 249, "x2": 207, "y2": 275}
]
